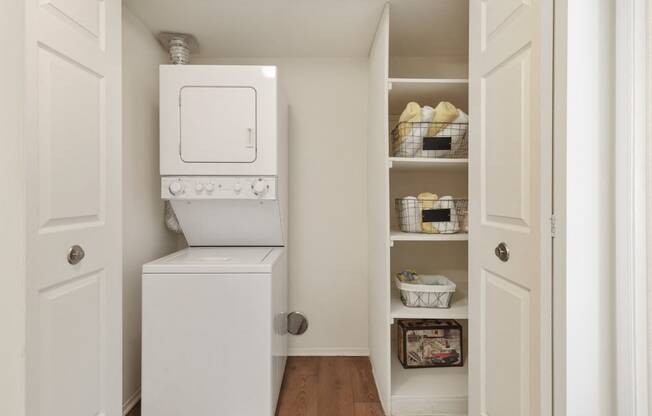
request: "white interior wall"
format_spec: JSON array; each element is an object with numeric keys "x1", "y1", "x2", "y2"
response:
[
  {"x1": 388, "y1": 56, "x2": 468, "y2": 79},
  {"x1": 0, "y1": 0, "x2": 26, "y2": 415},
  {"x1": 557, "y1": 0, "x2": 616, "y2": 414},
  {"x1": 122, "y1": 8, "x2": 177, "y2": 409},
  {"x1": 195, "y1": 57, "x2": 370, "y2": 355}
]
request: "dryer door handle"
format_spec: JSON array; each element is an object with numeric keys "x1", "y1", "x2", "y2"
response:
[{"x1": 246, "y1": 127, "x2": 255, "y2": 148}]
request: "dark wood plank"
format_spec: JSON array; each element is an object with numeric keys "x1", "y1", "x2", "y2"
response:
[
  {"x1": 316, "y1": 357, "x2": 355, "y2": 416},
  {"x1": 353, "y1": 403, "x2": 384, "y2": 416},
  {"x1": 349, "y1": 357, "x2": 380, "y2": 403},
  {"x1": 276, "y1": 357, "x2": 319, "y2": 416}
]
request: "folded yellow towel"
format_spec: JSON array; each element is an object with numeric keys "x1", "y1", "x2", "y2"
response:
[
  {"x1": 428, "y1": 101, "x2": 459, "y2": 136},
  {"x1": 394, "y1": 102, "x2": 422, "y2": 154},
  {"x1": 399, "y1": 101, "x2": 422, "y2": 123},
  {"x1": 418, "y1": 192, "x2": 439, "y2": 233}
]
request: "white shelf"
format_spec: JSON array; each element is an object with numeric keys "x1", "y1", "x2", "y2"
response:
[
  {"x1": 390, "y1": 230, "x2": 469, "y2": 243},
  {"x1": 389, "y1": 157, "x2": 468, "y2": 172},
  {"x1": 391, "y1": 342, "x2": 468, "y2": 415},
  {"x1": 392, "y1": 355, "x2": 468, "y2": 400},
  {"x1": 389, "y1": 77, "x2": 469, "y2": 85},
  {"x1": 391, "y1": 284, "x2": 468, "y2": 321},
  {"x1": 388, "y1": 77, "x2": 469, "y2": 115}
]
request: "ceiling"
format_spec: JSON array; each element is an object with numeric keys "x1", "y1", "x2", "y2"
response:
[
  {"x1": 124, "y1": 0, "x2": 387, "y2": 58},
  {"x1": 124, "y1": 0, "x2": 469, "y2": 59}
]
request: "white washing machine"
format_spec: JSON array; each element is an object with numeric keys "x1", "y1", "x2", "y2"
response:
[
  {"x1": 142, "y1": 65, "x2": 289, "y2": 416},
  {"x1": 142, "y1": 247, "x2": 287, "y2": 416}
]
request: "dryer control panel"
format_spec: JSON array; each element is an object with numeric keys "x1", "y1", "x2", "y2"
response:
[{"x1": 162, "y1": 176, "x2": 277, "y2": 200}]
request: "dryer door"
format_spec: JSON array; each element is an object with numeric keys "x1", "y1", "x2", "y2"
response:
[{"x1": 179, "y1": 86, "x2": 256, "y2": 163}]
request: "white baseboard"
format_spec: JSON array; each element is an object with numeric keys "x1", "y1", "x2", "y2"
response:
[
  {"x1": 288, "y1": 347, "x2": 370, "y2": 356},
  {"x1": 122, "y1": 388, "x2": 141, "y2": 416},
  {"x1": 390, "y1": 395, "x2": 467, "y2": 416}
]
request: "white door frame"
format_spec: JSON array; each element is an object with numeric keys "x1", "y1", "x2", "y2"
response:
[
  {"x1": 553, "y1": 0, "x2": 623, "y2": 414},
  {"x1": 0, "y1": 1, "x2": 26, "y2": 415},
  {"x1": 615, "y1": 0, "x2": 649, "y2": 414}
]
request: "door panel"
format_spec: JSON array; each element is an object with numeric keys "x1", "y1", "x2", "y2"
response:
[
  {"x1": 482, "y1": 270, "x2": 530, "y2": 416},
  {"x1": 470, "y1": 0, "x2": 550, "y2": 414},
  {"x1": 25, "y1": 0, "x2": 121, "y2": 415},
  {"x1": 38, "y1": 271, "x2": 104, "y2": 416},
  {"x1": 483, "y1": 47, "x2": 531, "y2": 227},
  {"x1": 180, "y1": 86, "x2": 257, "y2": 163},
  {"x1": 40, "y1": 0, "x2": 103, "y2": 39},
  {"x1": 37, "y1": 46, "x2": 104, "y2": 229},
  {"x1": 484, "y1": 0, "x2": 530, "y2": 40}
]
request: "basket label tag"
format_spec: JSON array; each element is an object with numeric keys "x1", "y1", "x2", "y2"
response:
[
  {"x1": 423, "y1": 136, "x2": 452, "y2": 151},
  {"x1": 422, "y1": 208, "x2": 451, "y2": 223}
]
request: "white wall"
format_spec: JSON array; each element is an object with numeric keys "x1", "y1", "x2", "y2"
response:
[
  {"x1": 0, "y1": 0, "x2": 26, "y2": 415},
  {"x1": 196, "y1": 57, "x2": 370, "y2": 355},
  {"x1": 122, "y1": 8, "x2": 177, "y2": 409},
  {"x1": 556, "y1": 0, "x2": 616, "y2": 414}
]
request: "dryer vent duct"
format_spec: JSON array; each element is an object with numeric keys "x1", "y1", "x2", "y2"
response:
[{"x1": 158, "y1": 32, "x2": 199, "y2": 65}]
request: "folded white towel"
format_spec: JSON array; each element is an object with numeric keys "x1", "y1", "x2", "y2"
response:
[
  {"x1": 421, "y1": 106, "x2": 435, "y2": 124},
  {"x1": 416, "y1": 106, "x2": 435, "y2": 145},
  {"x1": 417, "y1": 109, "x2": 469, "y2": 158},
  {"x1": 394, "y1": 106, "x2": 436, "y2": 157},
  {"x1": 398, "y1": 196, "x2": 422, "y2": 233},
  {"x1": 394, "y1": 131, "x2": 419, "y2": 157},
  {"x1": 431, "y1": 196, "x2": 460, "y2": 234}
]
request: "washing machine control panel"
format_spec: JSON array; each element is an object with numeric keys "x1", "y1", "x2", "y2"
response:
[{"x1": 162, "y1": 176, "x2": 277, "y2": 200}]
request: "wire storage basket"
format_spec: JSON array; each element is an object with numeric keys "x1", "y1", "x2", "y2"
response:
[
  {"x1": 391, "y1": 121, "x2": 469, "y2": 158},
  {"x1": 394, "y1": 272, "x2": 457, "y2": 309},
  {"x1": 395, "y1": 197, "x2": 468, "y2": 234}
]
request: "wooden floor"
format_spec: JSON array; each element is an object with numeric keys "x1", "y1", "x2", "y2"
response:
[
  {"x1": 127, "y1": 357, "x2": 383, "y2": 416},
  {"x1": 276, "y1": 357, "x2": 383, "y2": 416}
]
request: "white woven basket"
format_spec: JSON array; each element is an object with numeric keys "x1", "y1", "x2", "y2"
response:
[{"x1": 394, "y1": 275, "x2": 456, "y2": 309}]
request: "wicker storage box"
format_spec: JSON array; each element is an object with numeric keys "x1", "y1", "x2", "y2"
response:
[
  {"x1": 397, "y1": 319, "x2": 464, "y2": 369},
  {"x1": 394, "y1": 273, "x2": 456, "y2": 309}
]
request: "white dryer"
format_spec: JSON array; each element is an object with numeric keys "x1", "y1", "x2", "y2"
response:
[
  {"x1": 142, "y1": 247, "x2": 287, "y2": 416},
  {"x1": 159, "y1": 65, "x2": 288, "y2": 246}
]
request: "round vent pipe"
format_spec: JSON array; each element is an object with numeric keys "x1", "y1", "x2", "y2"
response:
[{"x1": 157, "y1": 32, "x2": 199, "y2": 65}]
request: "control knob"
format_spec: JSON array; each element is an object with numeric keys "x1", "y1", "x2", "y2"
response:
[
  {"x1": 205, "y1": 183, "x2": 215, "y2": 193},
  {"x1": 252, "y1": 180, "x2": 267, "y2": 196},
  {"x1": 233, "y1": 183, "x2": 242, "y2": 194},
  {"x1": 195, "y1": 183, "x2": 204, "y2": 193},
  {"x1": 169, "y1": 181, "x2": 184, "y2": 195}
]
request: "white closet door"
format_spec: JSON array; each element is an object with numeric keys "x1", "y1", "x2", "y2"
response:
[
  {"x1": 24, "y1": 0, "x2": 122, "y2": 415},
  {"x1": 469, "y1": 0, "x2": 552, "y2": 415}
]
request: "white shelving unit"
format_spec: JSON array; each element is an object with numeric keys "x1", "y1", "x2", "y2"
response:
[
  {"x1": 389, "y1": 157, "x2": 468, "y2": 172},
  {"x1": 390, "y1": 230, "x2": 468, "y2": 243},
  {"x1": 366, "y1": 2, "x2": 470, "y2": 415}
]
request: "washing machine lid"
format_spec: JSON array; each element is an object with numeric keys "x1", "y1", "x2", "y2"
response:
[{"x1": 142, "y1": 247, "x2": 283, "y2": 274}]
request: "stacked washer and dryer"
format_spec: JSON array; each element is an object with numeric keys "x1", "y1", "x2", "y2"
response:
[{"x1": 141, "y1": 65, "x2": 289, "y2": 416}]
